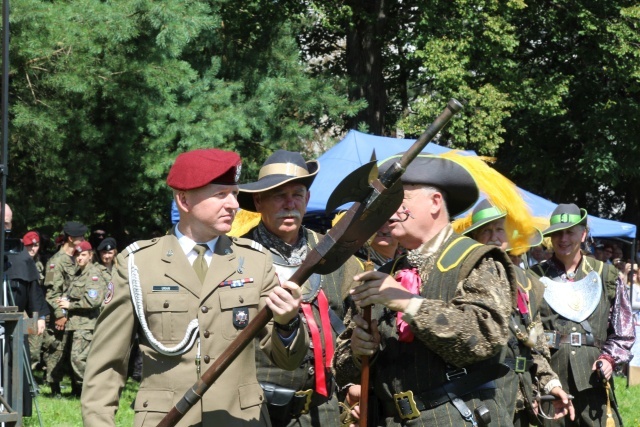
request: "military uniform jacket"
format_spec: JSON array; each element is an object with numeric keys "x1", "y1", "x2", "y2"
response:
[
  {"x1": 531, "y1": 256, "x2": 620, "y2": 392},
  {"x1": 81, "y1": 234, "x2": 309, "y2": 427},
  {"x1": 65, "y1": 262, "x2": 108, "y2": 331},
  {"x1": 334, "y1": 226, "x2": 515, "y2": 426},
  {"x1": 44, "y1": 248, "x2": 77, "y2": 320}
]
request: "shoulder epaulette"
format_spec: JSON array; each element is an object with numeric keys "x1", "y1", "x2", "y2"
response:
[
  {"x1": 232, "y1": 236, "x2": 265, "y2": 253},
  {"x1": 122, "y1": 238, "x2": 161, "y2": 258},
  {"x1": 437, "y1": 236, "x2": 484, "y2": 272}
]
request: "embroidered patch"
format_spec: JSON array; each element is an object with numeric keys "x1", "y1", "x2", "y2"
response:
[
  {"x1": 104, "y1": 282, "x2": 114, "y2": 304},
  {"x1": 152, "y1": 285, "x2": 180, "y2": 292},
  {"x1": 88, "y1": 289, "x2": 99, "y2": 299},
  {"x1": 49, "y1": 264, "x2": 55, "y2": 270},
  {"x1": 233, "y1": 307, "x2": 249, "y2": 329},
  {"x1": 220, "y1": 278, "x2": 254, "y2": 289}
]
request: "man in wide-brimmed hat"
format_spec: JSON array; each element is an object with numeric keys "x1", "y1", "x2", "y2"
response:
[
  {"x1": 530, "y1": 203, "x2": 635, "y2": 426},
  {"x1": 462, "y1": 199, "x2": 573, "y2": 425},
  {"x1": 239, "y1": 149, "x2": 363, "y2": 427},
  {"x1": 333, "y1": 154, "x2": 517, "y2": 426}
]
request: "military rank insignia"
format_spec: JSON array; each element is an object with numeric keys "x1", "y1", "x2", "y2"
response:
[
  {"x1": 220, "y1": 278, "x2": 254, "y2": 288},
  {"x1": 233, "y1": 307, "x2": 249, "y2": 329},
  {"x1": 104, "y1": 282, "x2": 114, "y2": 305}
]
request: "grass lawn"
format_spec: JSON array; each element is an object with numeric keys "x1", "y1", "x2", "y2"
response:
[{"x1": 19, "y1": 372, "x2": 640, "y2": 426}]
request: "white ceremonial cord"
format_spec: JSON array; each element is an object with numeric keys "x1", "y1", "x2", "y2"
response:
[{"x1": 127, "y1": 244, "x2": 199, "y2": 356}]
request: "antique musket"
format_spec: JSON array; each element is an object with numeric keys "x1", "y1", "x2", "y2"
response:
[{"x1": 157, "y1": 99, "x2": 463, "y2": 427}]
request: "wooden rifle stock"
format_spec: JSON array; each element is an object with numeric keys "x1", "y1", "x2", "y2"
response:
[{"x1": 157, "y1": 99, "x2": 464, "y2": 427}]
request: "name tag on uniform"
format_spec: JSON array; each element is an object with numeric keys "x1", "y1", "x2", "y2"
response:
[
  {"x1": 220, "y1": 278, "x2": 254, "y2": 288},
  {"x1": 152, "y1": 285, "x2": 180, "y2": 292}
]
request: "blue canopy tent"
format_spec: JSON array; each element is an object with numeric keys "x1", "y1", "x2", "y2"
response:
[{"x1": 306, "y1": 130, "x2": 637, "y2": 240}]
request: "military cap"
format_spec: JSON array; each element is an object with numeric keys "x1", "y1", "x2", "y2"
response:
[
  {"x1": 97, "y1": 237, "x2": 117, "y2": 252},
  {"x1": 74, "y1": 240, "x2": 92, "y2": 254},
  {"x1": 379, "y1": 154, "x2": 478, "y2": 217},
  {"x1": 166, "y1": 148, "x2": 242, "y2": 191},
  {"x1": 542, "y1": 203, "x2": 588, "y2": 235},
  {"x1": 461, "y1": 199, "x2": 507, "y2": 236},
  {"x1": 63, "y1": 221, "x2": 88, "y2": 237},
  {"x1": 238, "y1": 150, "x2": 319, "y2": 212},
  {"x1": 22, "y1": 231, "x2": 40, "y2": 245}
]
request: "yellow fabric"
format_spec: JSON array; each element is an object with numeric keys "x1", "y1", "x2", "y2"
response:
[
  {"x1": 228, "y1": 209, "x2": 262, "y2": 237},
  {"x1": 443, "y1": 151, "x2": 537, "y2": 256}
]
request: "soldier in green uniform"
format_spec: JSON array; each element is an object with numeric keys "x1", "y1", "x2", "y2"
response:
[
  {"x1": 462, "y1": 199, "x2": 573, "y2": 425},
  {"x1": 23, "y1": 230, "x2": 47, "y2": 370},
  {"x1": 96, "y1": 237, "x2": 118, "y2": 281},
  {"x1": 81, "y1": 148, "x2": 309, "y2": 427},
  {"x1": 530, "y1": 204, "x2": 635, "y2": 426},
  {"x1": 42, "y1": 220, "x2": 88, "y2": 397},
  {"x1": 334, "y1": 154, "x2": 517, "y2": 426},
  {"x1": 238, "y1": 150, "x2": 363, "y2": 427},
  {"x1": 57, "y1": 240, "x2": 107, "y2": 396}
]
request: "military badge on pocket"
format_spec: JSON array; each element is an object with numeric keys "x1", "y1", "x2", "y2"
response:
[{"x1": 233, "y1": 307, "x2": 249, "y2": 329}]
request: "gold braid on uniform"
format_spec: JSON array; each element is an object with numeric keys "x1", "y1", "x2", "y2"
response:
[{"x1": 127, "y1": 242, "x2": 199, "y2": 356}]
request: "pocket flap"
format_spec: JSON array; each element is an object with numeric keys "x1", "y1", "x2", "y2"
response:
[
  {"x1": 219, "y1": 288, "x2": 260, "y2": 310},
  {"x1": 238, "y1": 382, "x2": 264, "y2": 409},
  {"x1": 134, "y1": 389, "x2": 174, "y2": 412},
  {"x1": 146, "y1": 293, "x2": 188, "y2": 312}
]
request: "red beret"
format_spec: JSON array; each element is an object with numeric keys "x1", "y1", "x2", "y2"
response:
[
  {"x1": 166, "y1": 149, "x2": 242, "y2": 190},
  {"x1": 22, "y1": 231, "x2": 40, "y2": 245},
  {"x1": 74, "y1": 241, "x2": 92, "y2": 254}
]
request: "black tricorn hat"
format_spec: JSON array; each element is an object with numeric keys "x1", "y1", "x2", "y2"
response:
[
  {"x1": 542, "y1": 203, "x2": 588, "y2": 235},
  {"x1": 238, "y1": 150, "x2": 319, "y2": 212},
  {"x1": 379, "y1": 154, "x2": 478, "y2": 217},
  {"x1": 461, "y1": 199, "x2": 507, "y2": 236}
]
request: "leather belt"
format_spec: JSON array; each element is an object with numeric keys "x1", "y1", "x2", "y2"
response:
[
  {"x1": 260, "y1": 382, "x2": 329, "y2": 420},
  {"x1": 544, "y1": 331, "x2": 603, "y2": 349},
  {"x1": 503, "y1": 356, "x2": 534, "y2": 373}
]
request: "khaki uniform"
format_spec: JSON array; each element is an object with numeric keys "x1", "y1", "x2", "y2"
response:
[
  {"x1": 65, "y1": 262, "x2": 108, "y2": 385},
  {"x1": 244, "y1": 226, "x2": 363, "y2": 427},
  {"x1": 334, "y1": 226, "x2": 516, "y2": 426},
  {"x1": 42, "y1": 248, "x2": 77, "y2": 384},
  {"x1": 81, "y1": 234, "x2": 309, "y2": 427}
]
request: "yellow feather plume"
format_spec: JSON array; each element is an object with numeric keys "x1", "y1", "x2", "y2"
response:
[
  {"x1": 228, "y1": 209, "x2": 262, "y2": 237},
  {"x1": 443, "y1": 151, "x2": 537, "y2": 256}
]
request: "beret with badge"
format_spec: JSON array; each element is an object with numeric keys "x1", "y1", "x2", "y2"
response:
[
  {"x1": 167, "y1": 148, "x2": 242, "y2": 191},
  {"x1": 97, "y1": 237, "x2": 117, "y2": 252},
  {"x1": 22, "y1": 231, "x2": 40, "y2": 246},
  {"x1": 63, "y1": 221, "x2": 88, "y2": 237},
  {"x1": 74, "y1": 240, "x2": 93, "y2": 254}
]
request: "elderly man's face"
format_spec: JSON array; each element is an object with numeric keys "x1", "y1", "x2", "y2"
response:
[
  {"x1": 472, "y1": 218, "x2": 508, "y2": 251},
  {"x1": 254, "y1": 183, "x2": 309, "y2": 242},
  {"x1": 388, "y1": 185, "x2": 439, "y2": 250}
]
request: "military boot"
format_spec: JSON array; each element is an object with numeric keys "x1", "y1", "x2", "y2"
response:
[
  {"x1": 71, "y1": 381, "x2": 82, "y2": 398},
  {"x1": 49, "y1": 382, "x2": 61, "y2": 398}
]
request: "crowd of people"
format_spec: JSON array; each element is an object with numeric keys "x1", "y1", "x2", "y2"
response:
[{"x1": 3, "y1": 146, "x2": 636, "y2": 427}]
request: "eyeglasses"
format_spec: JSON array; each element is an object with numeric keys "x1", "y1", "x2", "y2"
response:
[{"x1": 396, "y1": 207, "x2": 415, "y2": 223}]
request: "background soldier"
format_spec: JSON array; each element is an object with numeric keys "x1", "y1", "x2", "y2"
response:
[
  {"x1": 530, "y1": 204, "x2": 635, "y2": 426},
  {"x1": 43, "y1": 220, "x2": 88, "y2": 397},
  {"x1": 334, "y1": 154, "x2": 516, "y2": 426},
  {"x1": 57, "y1": 240, "x2": 107, "y2": 396},
  {"x1": 237, "y1": 150, "x2": 363, "y2": 426},
  {"x1": 81, "y1": 148, "x2": 308, "y2": 426}
]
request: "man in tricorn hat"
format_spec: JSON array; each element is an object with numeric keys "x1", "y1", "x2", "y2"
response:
[
  {"x1": 238, "y1": 149, "x2": 363, "y2": 426},
  {"x1": 530, "y1": 203, "x2": 635, "y2": 426},
  {"x1": 462, "y1": 199, "x2": 573, "y2": 425},
  {"x1": 43, "y1": 219, "x2": 88, "y2": 397},
  {"x1": 82, "y1": 148, "x2": 308, "y2": 426},
  {"x1": 334, "y1": 154, "x2": 517, "y2": 426}
]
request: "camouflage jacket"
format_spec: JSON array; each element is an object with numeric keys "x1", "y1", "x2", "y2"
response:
[
  {"x1": 44, "y1": 248, "x2": 77, "y2": 319},
  {"x1": 65, "y1": 262, "x2": 108, "y2": 330}
]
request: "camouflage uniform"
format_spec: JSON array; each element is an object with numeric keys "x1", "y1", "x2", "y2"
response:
[
  {"x1": 245, "y1": 225, "x2": 363, "y2": 427},
  {"x1": 28, "y1": 258, "x2": 46, "y2": 368},
  {"x1": 334, "y1": 225, "x2": 516, "y2": 426},
  {"x1": 42, "y1": 248, "x2": 77, "y2": 384},
  {"x1": 65, "y1": 262, "x2": 108, "y2": 385}
]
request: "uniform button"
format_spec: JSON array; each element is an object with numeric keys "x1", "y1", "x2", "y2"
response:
[
  {"x1": 203, "y1": 330, "x2": 210, "y2": 338},
  {"x1": 259, "y1": 395, "x2": 263, "y2": 401},
  {"x1": 201, "y1": 306, "x2": 208, "y2": 313},
  {"x1": 571, "y1": 351, "x2": 576, "y2": 355},
  {"x1": 204, "y1": 355, "x2": 210, "y2": 363},
  {"x1": 239, "y1": 296, "x2": 244, "y2": 303},
  {"x1": 571, "y1": 327, "x2": 577, "y2": 332},
  {"x1": 143, "y1": 401, "x2": 149, "y2": 408},
  {"x1": 163, "y1": 301, "x2": 169, "y2": 308}
]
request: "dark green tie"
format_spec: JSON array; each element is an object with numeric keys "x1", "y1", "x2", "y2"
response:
[{"x1": 193, "y1": 243, "x2": 209, "y2": 282}]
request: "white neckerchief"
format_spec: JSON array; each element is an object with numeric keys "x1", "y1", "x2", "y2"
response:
[{"x1": 174, "y1": 224, "x2": 218, "y2": 267}]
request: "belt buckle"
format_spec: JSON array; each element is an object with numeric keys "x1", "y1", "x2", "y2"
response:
[
  {"x1": 393, "y1": 390, "x2": 420, "y2": 420},
  {"x1": 294, "y1": 389, "x2": 313, "y2": 415},
  {"x1": 570, "y1": 332, "x2": 582, "y2": 347},
  {"x1": 514, "y1": 356, "x2": 527, "y2": 373},
  {"x1": 446, "y1": 368, "x2": 467, "y2": 381},
  {"x1": 544, "y1": 331, "x2": 558, "y2": 348}
]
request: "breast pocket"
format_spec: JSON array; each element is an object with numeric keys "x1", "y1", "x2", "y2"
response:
[
  {"x1": 146, "y1": 293, "x2": 190, "y2": 342},
  {"x1": 218, "y1": 287, "x2": 260, "y2": 341},
  {"x1": 67, "y1": 282, "x2": 86, "y2": 300}
]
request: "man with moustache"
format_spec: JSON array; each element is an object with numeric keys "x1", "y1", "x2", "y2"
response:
[
  {"x1": 238, "y1": 150, "x2": 363, "y2": 427},
  {"x1": 530, "y1": 204, "x2": 634, "y2": 426},
  {"x1": 334, "y1": 154, "x2": 516, "y2": 426},
  {"x1": 82, "y1": 148, "x2": 308, "y2": 426},
  {"x1": 462, "y1": 199, "x2": 573, "y2": 425}
]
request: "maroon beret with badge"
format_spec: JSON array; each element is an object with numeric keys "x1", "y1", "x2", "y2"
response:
[
  {"x1": 166, "y1": 148, "x2": 242, "y2": 191},
  {"x1": 22, "y1": 231, "x2": 40, "y2": 245},
  {"x1": 74, "y1": 241, "x2": 93, "y2": 254}
]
